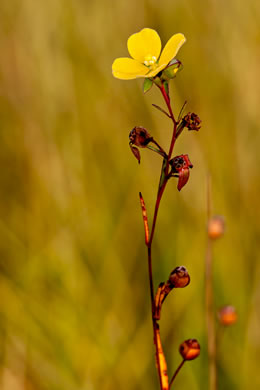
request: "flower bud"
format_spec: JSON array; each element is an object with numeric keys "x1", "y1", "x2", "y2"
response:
[
  {"x1": 162, "y1": 59, "x2": 183, "y2": 80},
  {"x1": 168, "y1": 266, "x2": 190, "y2": 288},
  {"x1": 179, "y1": 339, "x2": 200, "y2": 360},
  {"x1": 129, "y1": 126, "x2": 152, "y2": 148},
  {"x1": 182, "y1": 112, "x2": 201, "y2": 131},
  {"x1": 218, "y1": 305, "x2": 237, "y2": 326},
  {"x1": 208, "y1": 215, "x2": 225, "y2": 239}
]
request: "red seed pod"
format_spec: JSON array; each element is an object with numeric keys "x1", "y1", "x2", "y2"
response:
[
  {"x1": 179, "y1": 339, "x2": 200, "y2": 360},
  {"x1": 218, "y1": 306, "x2": 237, "y2": 326},
  {"x1": 168, "y1": 266, "x2": 190, "y2": 288},
  {"x1": 208, "y1": 215, "x2": 225, "y2": 239},
  {"x1": 170, "y1": 154, "x2": 193, "y2": 191},
  {"x1": 170, "y1": 155, "x2": 193, "y2": 173}
]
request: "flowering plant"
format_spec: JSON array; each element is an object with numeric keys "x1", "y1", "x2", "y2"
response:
[
  {"x1": 112, "y1": 28, "x2": 201, "y2": 389},
  {"x1": 112, "y1": 28, "x2": 186, "y2": 80}
]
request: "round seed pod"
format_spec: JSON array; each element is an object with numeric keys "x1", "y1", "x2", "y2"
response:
[
  {"x1": 129, "y1": 126, "x2": 152, "y2": 147},
  {"x1": 179, "y1": 339, "x2": 200, "y2": 360},
  {"x1": 168, "y1": 266, "x2": 190, "y2": 288}
]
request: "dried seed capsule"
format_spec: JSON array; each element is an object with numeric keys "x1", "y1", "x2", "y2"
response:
[
  {"x1": 169, "y1": 154, "x2": 193, "y2": 191},
  {"x1": 170, "y1": 154, "x2": 193, "y2": 173},
  {"x1": 182, "y1": 112, "x2": 201, "y2": 131},
  {"x1": 129, "y1": 126, "x2": 152, "y2": 147},
  {"x1": 168, "y1": 266, "x2": 190, "y2": 288},
  {"x1": 179, "y1": 339, "x2": 200, "y2": 360},
  {"x1": 208, "y1": 215, "x2": 225, "y2": 239},
  {"x1": 218, "y1": 305, "x2": 237, "y2": 326}
]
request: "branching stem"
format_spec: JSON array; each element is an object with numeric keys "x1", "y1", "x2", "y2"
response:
[{"x1": 145, "y1": 82, "x2": 179, "y2": 390}]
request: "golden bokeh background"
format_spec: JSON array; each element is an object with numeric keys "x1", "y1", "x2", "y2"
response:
[{"x1": 0, "y1": 0, "x2": 259, "y2": 389}]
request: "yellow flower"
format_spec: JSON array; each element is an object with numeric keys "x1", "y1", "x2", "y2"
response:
[{"x1": 112, "y1": 28, "x2": 186, "y2": 80}]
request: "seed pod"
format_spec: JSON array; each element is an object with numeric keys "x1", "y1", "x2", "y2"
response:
[
  {"x1": 218, "y1": 305, "x2": 237, "y2": 326},
  {"x1": 208, "y1": 215, "x2": 225, "y2": 239},
  {"x1": 129, "y1": 126, "x2": 152, "y2": 147},
  {"x1": 179, "y1": 339, "x2": 200, "y2": 360},
  {"x1": 168, "y1": 266, "x2": 190, "y2": 288},
  {"x1": 182, "y1": 112, "x2": 201, "y2": 131},
  {"x1": 170, "y1": 155, "x2": 193, "y2": 173},
  {"x1": 169, "y1": 154, "x2": 193, "y2": 191}
]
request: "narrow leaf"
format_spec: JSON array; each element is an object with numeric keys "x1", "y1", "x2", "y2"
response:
[
  {"x1": 175, "y1": 121, "x2": 185, "y2": 139},
  {"x1": 139, "y1": 192, "x2": 149, "y2": 245},
  {"x1": 159, "y1": 157, "x2": 167, "y2": 191},
  {"x1": 143, "y1": 78, "x2": 153, "y2": 93},
  {"x1": 178, "y1": 100, "x2": 187, "y2": 121},
  {"x1": 152, "y1": 104, "x2": 171, "y2": 118},
  {"x1": 147, "y1": 144, "x2": 166, "y2": 158},
  {"x1": 163, "y1": 81, "x2": 169, "y2": 96}
]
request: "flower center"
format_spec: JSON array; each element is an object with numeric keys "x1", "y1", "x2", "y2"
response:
[{"x1": 143, "y1": 55, "x2": 158, "y2": 69}]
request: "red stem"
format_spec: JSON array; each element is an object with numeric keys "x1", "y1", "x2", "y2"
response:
[
  {"x1": 146, "y1": 82, "x2": 178, "y2": 390},
  {"x1": 169, "y1": 360, "x2": 185, "y2": 388},
  {"x1": 149, "y1": 84, "x2": 177, "y2": 246},
  {"x1": 159, "y1": 85, "x2": 176, "y2": 125}
]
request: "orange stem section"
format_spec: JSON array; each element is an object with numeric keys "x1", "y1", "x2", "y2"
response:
[
  {"x1": 155, "y1": 323, "x2": 169, "y2": 390},
  {"x1": 139, "y1": 192, "x2": 149, "y2": 245}
]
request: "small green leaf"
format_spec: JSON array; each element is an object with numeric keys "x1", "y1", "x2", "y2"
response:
[
  {"x1": 159, "y1": 157, "x2": 167, "y2": 191},
  {"x1": 163, "y1": 81, "x2": 169, "y2": 96},
  {"x1": 143, "y1": 78, "x2": 153, "y2": 93}
]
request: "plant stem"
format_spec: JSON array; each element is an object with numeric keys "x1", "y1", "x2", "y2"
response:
[
  {"x1": 159, "y1": 85, "x2": 176, "y2": 125},
  {"x1": 169, "y1": 360, "x2": 185, "y2": 389},
  {"x1": 145, "y1": 83, "x2": 178, "y2": 390},
  {"x1": 205, "y1": 176, "x2": 217, "y2": 390},
  {"x1": 159, "y1": 84, "x2": 178, "y2": 175}
]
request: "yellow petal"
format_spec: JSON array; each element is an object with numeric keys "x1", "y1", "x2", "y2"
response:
[
  {"x1": 146, "y1": 63, "x2": 167, "y2": 78},
  {"x1": 127, "y1": 28, "x2": 161, "y2": 63},
  {"x1": 159, "y1": 33, "x2": 186, "y2": 67},
  {"x1": 112, "y1": 57, "x2": 149, "y2": 80}
]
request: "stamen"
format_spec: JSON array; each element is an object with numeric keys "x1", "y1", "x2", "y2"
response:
[{"x1": 144, "y1": 54, "x2": 157, "y2": 68}]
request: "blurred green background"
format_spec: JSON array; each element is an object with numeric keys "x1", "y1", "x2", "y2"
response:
[{"x1": 0, "y1": 0, "x2": 259, "y2": 389}]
